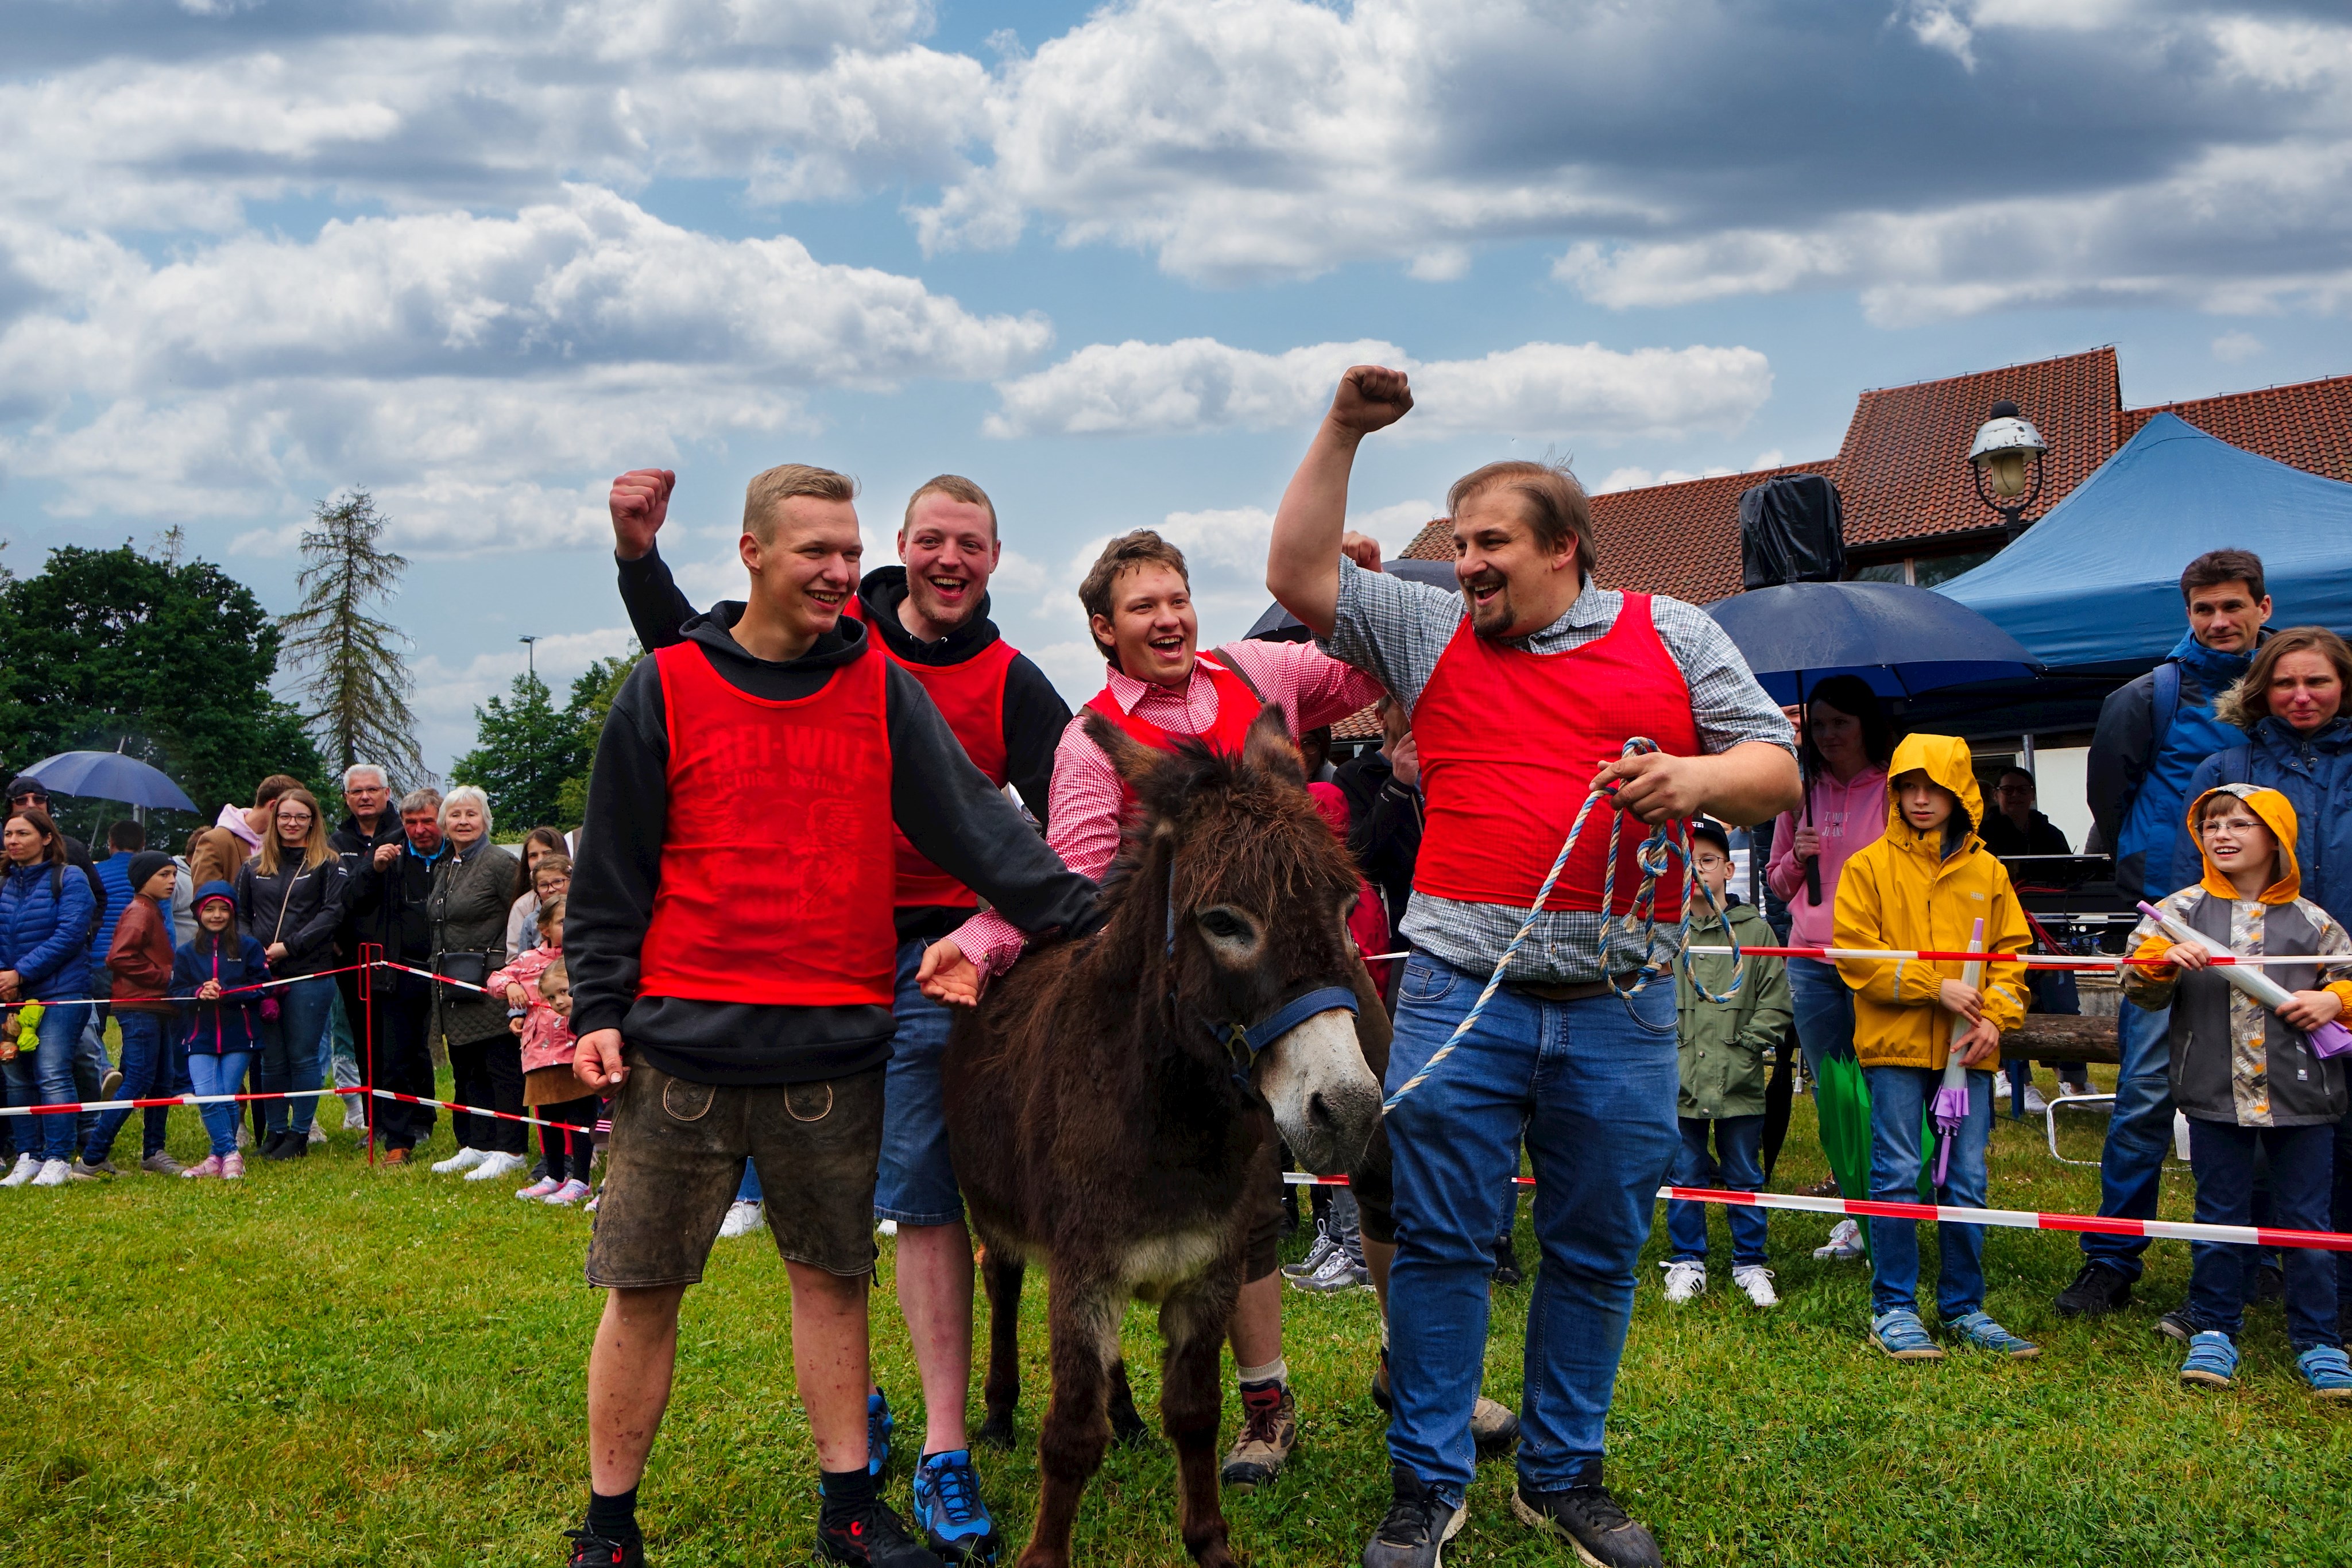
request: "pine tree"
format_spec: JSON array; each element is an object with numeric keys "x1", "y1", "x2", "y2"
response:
[
  {"x1": 279, "y1": 491, "x2": 423, "y2": 788},
  {"x1": 450, "y1": 670, "x2": 586, "y2": 831}
]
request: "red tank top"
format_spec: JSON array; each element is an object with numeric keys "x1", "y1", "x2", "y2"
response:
[
  {"x1": 1413, "y1": 595, "x2": 1698, "y2": 918},
  {"x1": 1084, "y1": 653, "x2": 1263, "y2": 797},
  {"x1": 639, "y1": 638, "x2": 895, "y2": 1006}
]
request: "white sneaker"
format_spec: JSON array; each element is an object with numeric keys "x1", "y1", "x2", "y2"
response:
[
  {"x1": 1813, "y1": 1218, "x2": 1865, "y2": 1260},
  {"x1": 1993, "y1": 1070, "x2": 2012, "y2": 1099},
  {"x1": 431, "y1": 1147, "x2": 488, "y2": 1175},
  {"x1": 343, "y1": 1097, "x2": 370, "y2": 1132},
  {"x1": 2022, "y1": 1083, "x2": 2050, "y2": 1114},
  {"x1": 31, "y1": 1158, "x2": 73, "y2": 1187},
  {"x1": 2, "y1": 1152, "x2": 41, "y2": 1187},
  {"x1": 307, "y1": 1123, "x2": 327, "y2": 1147},
  {"x1": 876, "y1": 1218, "x2": 899, "y2": 1238},
  {"x1": 1659, "y1": 1259, "x2": 1707, "y2": 1303},
  {"x1": 516, "y1": 1176, "x2": 562, "y2": 1201},
  {"x1": 543, "y1": 1178, "x2": 591, "y2": 1206},
  {"x1": 465, "y1": 1151, "x2": 528, "y2": 1182},
  {"x1": 1732, "y1": 1265, "x2": 1780, "y2": 1308},
  {"x1": 717, "y1": 1199, "x2": 765, "y2": 1239}
]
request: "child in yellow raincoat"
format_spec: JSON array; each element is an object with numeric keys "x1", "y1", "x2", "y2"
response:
[{"x1": 1833, "y1": 734, "x2": 2036, "y2": 1362}]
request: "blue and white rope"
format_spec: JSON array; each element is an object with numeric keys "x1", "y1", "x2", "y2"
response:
[{"x1": 1380, "y1": 738, "x2": 1743, "y2": 1113}]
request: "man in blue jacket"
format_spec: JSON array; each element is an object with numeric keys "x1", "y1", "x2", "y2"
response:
[{"x1": 2060, "y1": 548, "x2": 2269, "y2": 1317}]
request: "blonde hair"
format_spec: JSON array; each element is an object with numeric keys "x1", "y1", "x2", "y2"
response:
[
  {"x1": 257, "y1": 788, "x2": 334, "y2": 874},
  {"x1": 539, "y1": 955, "x2": 569, "y2": 996},
  {"x1": 744, "y1": 463, "x2": 857, "y2": 544},
  {"x1": 903, "y1": 474, "x2": 996, "y2": 537}
]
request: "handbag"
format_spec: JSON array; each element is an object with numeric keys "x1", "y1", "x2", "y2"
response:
[{"x1": 434, "y1": 951, "x2": 491, "y2": 989}]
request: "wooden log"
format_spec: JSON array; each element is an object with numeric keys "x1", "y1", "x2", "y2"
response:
[{"x1": 1998, "y1": 1012, "x2": 2119, "y2": 1065}]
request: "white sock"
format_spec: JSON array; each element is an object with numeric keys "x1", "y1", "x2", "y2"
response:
[{"x1": 1236, "y1": 1357, "x2": 1289, "y2": 1389}]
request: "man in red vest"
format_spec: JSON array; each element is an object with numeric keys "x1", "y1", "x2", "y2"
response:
[
  {"x1": 609, "y1": 468, "x2": 1069, "y2": 1562},
  {"x1": 923, "y1": 528, "x2": 1520, "y2": 1492},
  {"x1": 566, "y1": 463, "x2": 1099, "y2": 1568},
  {"x1": 1266, "y1": 368, "x2": 1800, "y2": 1568}
]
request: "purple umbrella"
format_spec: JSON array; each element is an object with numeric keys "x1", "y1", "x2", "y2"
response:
[{"x1": 1932, "y1": 919, "x2": 1986, "y2": 1187}]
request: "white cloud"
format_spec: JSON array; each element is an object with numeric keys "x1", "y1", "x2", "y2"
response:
[
  {"x1": 2211, "y1": 330, "x2": 2265, "y2": 363},
  {"x1": 1350, "y1": 500, "x2": 1441, "y2": 555},
  {"x1": 987, "y1": 338, "x2": 1770, "y2": 441}
]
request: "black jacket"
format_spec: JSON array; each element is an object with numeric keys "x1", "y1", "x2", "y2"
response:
[
  {"x1": 234, "y1": 855, "x2": 346, "y2": 977},
  {"x1": 1332, "y1": 749, "x2": 1421, "y2": 937},
  {"x1": 1980, "y1": 810, "x2": 2071, "y2": 858},
  {"x1": 617, "y1": 547, "x2": 1070, "y2": 939},
  {"x1": 349, "y1": 838, "x2": 447, "y2": 964},
  {"x1": 329, "y1": 812, "x2": 406, "y2": 957},
  {"x1": 566, "y1": 605, "x2": 1102, "y2": 1086}
]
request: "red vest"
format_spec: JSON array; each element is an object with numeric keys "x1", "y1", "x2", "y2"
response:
[
  {"x1": 639, "y1": 638, "x2": 896, "y2": 1007},
  {"x1": 846, "y1": 594, "x2": 1018, "y2": 911},
  {"x1": 1084, "y1": 654, "x2": 1263, "y2": 787},
  {"x1": 1413, "y1": 594, "x2": 1697, "y2": 919}
]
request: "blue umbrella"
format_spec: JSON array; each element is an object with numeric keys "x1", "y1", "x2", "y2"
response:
[
  {"x1": 1245, "y1": 559, "x2": 1460, "y2": 640},
  {"x1": 21, "y1": 750, "x2": 199, "y2": 813},
  {"x1": 1704, "y1": 580, "x2": 2042, "y2": 707}
]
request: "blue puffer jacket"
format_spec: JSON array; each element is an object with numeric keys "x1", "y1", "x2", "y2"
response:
[
  {"x1": 2173, "y1": 713, "x2": 2352, "y2": 926},
  {"x1": 2107, "y1": 632, "x2": 2251, "y2": 899},
  {"x1": 0, "y1": 857, "x2": 96, "y2": 1000}
]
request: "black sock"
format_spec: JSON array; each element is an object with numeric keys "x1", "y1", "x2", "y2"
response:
[
  {"x1": 819, "y1": 1466, "x2": 874, "y2": 1525},
  {"x1": 585, "y1": 1485, "x2": 639, "y2": 1542}
]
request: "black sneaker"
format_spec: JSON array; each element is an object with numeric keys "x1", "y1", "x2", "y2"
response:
[
  {"x1": 1511, "y1": 1482, "x2": 1662, "y2": 1568},
  {"x1": 818, "y1": 1501, "x2": 943, "y2": 1568},
  {"x1": 261, "y1": 1131, "x2": 299, "y2": 1162},
  {"x1": 563, "y1": 1527, "x2": 645, "y2": 1567},
  {"x1": 2053, "y1": 1262, "x2": 2132, "y2": 1318},
  {"x1": 1362, "y1": 1465, "x2": 1461, "y2": 1568},
  {"x1": 1491, "y1": 1234, "x2": 1524, "y2": 1288},
  {"x1": 2156, "y1": 1308, "x2": 2203, "y2": 1345}
]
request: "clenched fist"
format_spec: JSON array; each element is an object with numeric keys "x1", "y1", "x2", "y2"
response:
[
  {"x1": 610, "y1": 469, "x2": 677, "y2": 561},
  {"x1": 1328, "y1": 366, "x2": 1413, "y2": 437}
]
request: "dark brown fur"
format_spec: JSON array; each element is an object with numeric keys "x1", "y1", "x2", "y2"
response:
[{"x1": 943, "y1": 707, "x2": 1376, "y2": 1568}]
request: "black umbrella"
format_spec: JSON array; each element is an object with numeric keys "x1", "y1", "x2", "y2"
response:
[
  {"x1": 1245, "y1": 559, "x2": 1462, "y2": 641},
  {"x1": 1705, "y1": 580, "x2": 2042, "y2": 706}
]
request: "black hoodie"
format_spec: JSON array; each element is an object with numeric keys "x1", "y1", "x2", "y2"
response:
[
  {"x1": 617, "y1": 547, "x2": 1070, "y2": 938},
  {"x1": 566, "y1": 604, "x2": 1101, "y2": 1086}
]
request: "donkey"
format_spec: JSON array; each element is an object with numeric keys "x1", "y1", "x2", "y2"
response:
[{"x1": 942, "y1": 707, "x2": 1387, "y2": 1568}]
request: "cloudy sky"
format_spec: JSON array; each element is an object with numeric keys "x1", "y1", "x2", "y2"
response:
[{"x1": 7, "y1": 0, "x2": 2352, "y2": 776}]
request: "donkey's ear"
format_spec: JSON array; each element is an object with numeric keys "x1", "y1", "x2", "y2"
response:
[
  {"x1": 1082, "y1": 710, "x2": 1165, "y2": 795},
  {"x1": 1240, "y1": 706, "x2": 1305, "y2": 786}
]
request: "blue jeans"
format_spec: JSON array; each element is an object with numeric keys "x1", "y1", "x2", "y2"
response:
[
  {"x1": 873, "y1": 938, "x2": 963, "y2": 1226},
  {"x1": 2082, "y1": 1002, "x2": 2174, "y2": 1279},
  {"x1": 2185, "y1": 1118, "x2": 2339, "y2": 1350},
  {"x1": 255, "y1": 975, "x2": 334, "y2": 1135},
  {"x1": 1788, "y1": 958, "x2": 1856, "y2": 1082},
  {"x1": 83, "y1": 1010, "x2": 175, "y2": 1163},
  {"x1": 187, "y1": 1051, "x2": 252, "y2": 1157},
  {"x1": 1864, "y1": 1065, "x2": 1992, "y2": 1319},
  {"x1": 4, "y1": 998, "x2": 95, "y2": 1163},
  {"x1": 1384, "y1": 952, "x2": 1680, "y2": 1500},
  {"x1": 738, "y1": 1158, "x2": 762, "y2": 1203},
  {"x1": 1666, "y1": 1114, "x2": 1767, "y2": 1267}
]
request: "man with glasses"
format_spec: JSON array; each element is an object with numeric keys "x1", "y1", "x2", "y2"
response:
[{"x1": 331, "y1": 765, "x2": 405, "y2": 1150}]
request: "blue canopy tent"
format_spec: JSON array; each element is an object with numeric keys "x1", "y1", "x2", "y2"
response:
[{"x1": 1938, "y1": 412, "x2": 2352, "y2": 672}]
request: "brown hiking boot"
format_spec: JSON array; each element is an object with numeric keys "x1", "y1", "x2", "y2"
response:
[
  {"x1": 1219, "y1": 1380, "x2": 1297, "y2": 1489},
  {"x1": 1371, "y1": 1349, "x2": 1521, "y2": 1461}
]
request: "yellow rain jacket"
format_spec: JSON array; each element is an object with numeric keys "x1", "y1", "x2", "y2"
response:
[{"x1": 1832, "y1": 734, "x2": 2029, "y2": 1070}]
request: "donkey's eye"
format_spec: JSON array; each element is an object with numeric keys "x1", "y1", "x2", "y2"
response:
[{"x1": 1197, "y1": 908, "x2": 1253, "y2": 943}]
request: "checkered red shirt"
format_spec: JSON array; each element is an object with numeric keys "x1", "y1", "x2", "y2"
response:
[{"x1": 952, "y1": 640, "x2": 1384, "y2": 981}]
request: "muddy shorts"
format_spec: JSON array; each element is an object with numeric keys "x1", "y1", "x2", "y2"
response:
[{"x1": 585, "y1": 1051, "x2": 885, "y2": 1287}]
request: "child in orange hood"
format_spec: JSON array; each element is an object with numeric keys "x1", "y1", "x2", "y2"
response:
[
  {"x1": 2123, "y1": 783, "x2": 2352, "y2": 1398},
  {"x1": 1833, "y1": 733, "x2": 2037, "y2": 1362}
]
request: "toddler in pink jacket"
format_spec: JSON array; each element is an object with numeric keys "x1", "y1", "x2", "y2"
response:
[{"x1": 488, "y1": 898, "x2": 594, "y2": 1204}]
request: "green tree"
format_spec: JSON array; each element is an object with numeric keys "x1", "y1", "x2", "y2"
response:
[
  {"x1": 554, "y1": 649, "x2": 642, "y2": 825},
  {"x1": 450, "y1": 670, "x2": 586, "y2": 832},
  {"x1": 278, "y1": 491, "x2": 423, "y2": 788},
  {"x1": 0, "y1": 543, "x2": 324, "y2": 822}
]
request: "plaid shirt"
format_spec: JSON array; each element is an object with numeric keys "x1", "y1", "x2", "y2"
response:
[
  {"x1": 953, "y1": 639, "x2": 1384, "y2": 980},
  {"x1": 1320, "y1": 558, "x2": 1793, "y2": 985}
]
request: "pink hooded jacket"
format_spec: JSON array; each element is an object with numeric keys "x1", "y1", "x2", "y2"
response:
[
  {"x1": 485, "y1": 944, "x2": 574, "y2": 1075},
  {"x1": 1766, "y1": 764, "x2": 1889, "y2": 949}
]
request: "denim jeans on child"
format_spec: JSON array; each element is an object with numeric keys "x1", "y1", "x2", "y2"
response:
[
  {"x1": 1787, "y1": 958, "x2": 1856, "y2": 1083},
  {"x1": 82, "y1": 1009, "x2": 172, "y2": 1163},
  {"x1": 186, "y1": 1051, "x2": 252, "y2": 1157},
  {"x1": 255, "y1": 975, "x2": 334, "y2": 1135},
  {"x1": 1864, "y1": 1064, "x2": 1993, "y2": 1319},
  {"x1": 1383, "y1": 951, "x2": 1681, "y2": 1502},
  {"x1": 2080, "y1": 1001, "x2": 2175, "y2": 1281},
  {"x1": 1666, "y1": 1114, "x2": 1767, "y2": 1267},
  {"x1": 2185, "y1": 1118, "x2": 2339, "y2": 1350},
  {"x1": 3, "y1": 998, "x2": 95, "y2": 1163}
]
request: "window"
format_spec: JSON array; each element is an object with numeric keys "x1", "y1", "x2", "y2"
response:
[{"x1": 1847, "y1": 547, "x2": 2002, "y2": 588}]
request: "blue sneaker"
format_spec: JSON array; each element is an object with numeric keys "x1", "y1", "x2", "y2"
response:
[
  {"x1": 912, "y1": 1449, "x2": 1000, "y2": 1564},
  {"x1": 1947, "y1": 1311, "x2": 2040, "y2": 1360},
  {"x1": 866, "y1": 1386, "x2": 895, "y2": 1477},
  {"x1": 2180, "y1": 1330, "x2": 2239, "y2": 1388},
  {"x1": 1870, "y1": 1308, "x2": 1945, "y2": 1361},
  {"x1": 2296, "y1": 1345, "x2": 2352, "y2": 1400}
]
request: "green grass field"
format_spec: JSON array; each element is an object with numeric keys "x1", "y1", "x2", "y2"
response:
[{"x1": 4, "y1": 1074, "x2": 2346, "y2": 1567}]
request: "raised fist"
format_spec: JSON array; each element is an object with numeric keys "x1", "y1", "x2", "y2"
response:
[
  {"x1": 1328, "y1": 365, "x2": 1413, "y2": 436},
  {"x1": 609, "y1": 469, "x2": 676, "y2": 562}
]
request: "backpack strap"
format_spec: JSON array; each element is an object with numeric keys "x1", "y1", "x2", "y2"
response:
[
  {"x1": 1206, "y1": 644, "x2": 1271, "y2": 710},
  {"x1": 2150, "y1": 659, "x2": 2181, "y2": 747}
]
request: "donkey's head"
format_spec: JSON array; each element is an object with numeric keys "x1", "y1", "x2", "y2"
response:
[{"x1": 1085, "y1": 706, "x2": 1384, "y2": 1174}]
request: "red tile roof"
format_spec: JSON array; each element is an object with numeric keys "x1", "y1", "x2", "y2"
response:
[
  {"x1": 2117, "y1": 374, "x2": 2352, "y2": 484},
  {"x1": 1394, "y1": 347, "x2": 2346, "y2": 606}
]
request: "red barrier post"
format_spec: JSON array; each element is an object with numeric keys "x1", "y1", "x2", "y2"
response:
[{"x1": 362, "y1": 943, "x2": 381, "y2": 1169}]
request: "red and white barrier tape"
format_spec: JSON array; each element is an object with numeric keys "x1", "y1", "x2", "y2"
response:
[
  {"x1": 1685, "y1": 943, "x2": 2336, "y2": 969},
  {"x1": 0, "y1": 1087, "x2": 346, "y2": 1117},
  {"x1": 369, "y1": 1087, "x2": 573, "y2": 1131},
  {"x1": 1278, "y1": 1173, "x2": 2352, "y2": 1253}
]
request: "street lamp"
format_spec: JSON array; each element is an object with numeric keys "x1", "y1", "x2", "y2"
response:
[
  {"x1": 1967, "y1": 398, "x2": 2048, "y2": 540},
  {"x1": 519, "y1": 635, "x2": 539, "y2": 679}
]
